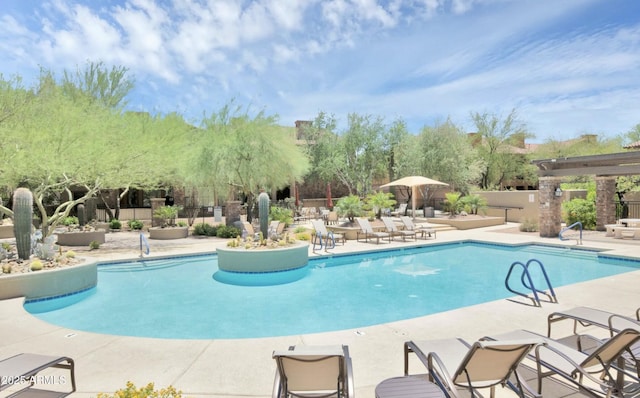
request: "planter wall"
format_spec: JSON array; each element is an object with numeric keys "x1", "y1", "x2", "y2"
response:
[
  {"x1": 0, "y1": 261, "x2": 97, "y2": 300},
  {"x1": 0, "y1": 224, "x2": 14, "y2": 239},
  {"x1": 428, "y1": 216, "x2": 504, "y2": 230},
  {"x1": 56, "y1": 230, "x2": 106, "y2": 246},
  {"x1": 149, "y1": 226, "x2": 189, "y2": 240},
  {"x1": 217, "y1": 243, "x2": 309, "y2": 273}
]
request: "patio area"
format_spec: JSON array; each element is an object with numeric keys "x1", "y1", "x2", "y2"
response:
[{"x1": 1, "y1": 222, "x2": 639, "y2": 398}]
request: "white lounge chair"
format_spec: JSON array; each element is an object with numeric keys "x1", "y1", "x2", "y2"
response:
[
  {"x1": 381, "y1": 217, "x2": 416, "y2": 241},
  {"x1": 486, "y1": 328, "x2": 640, "y2": 398},
  {"x1": 311, "y1": 219, "x2": 344, "y2": 251},
  {"x1": 404, "y1": 337, "x2": 541, "y2": 398},
  {"x1": 355, "y1": 218, "x2": 390, "y2": 244},
  {"x1": 272, "y1": 345, "x2": 354, "y2": 398},
  {"x1": 400, "y1": 216, "x2": 436, "y2": 239},
  {"x1": 0, "y1": 353, "x2": 76, "y2": 398}
]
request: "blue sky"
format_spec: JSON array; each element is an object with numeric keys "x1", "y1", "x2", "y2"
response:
[{"x1": 2, "y1": 0, "x2": 640, "y2": 142}]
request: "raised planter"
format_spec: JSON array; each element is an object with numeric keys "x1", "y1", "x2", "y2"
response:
[
  {"x1": 428, "y1": 216, "x2": 504, "y2": 230},
  {"x1": 0, "y1": 224, "x2": 14, "y2": 239},
  {"x1": 149, "y1": 226, "x2": 189, "y2": 240},
  {"x1": 56, "y1": 230, "x2": 106, "y2": 246},
  {"x1": 0, "y1": 261, "x2": 97, "y2": 300},
  {"x1": 217, "y1": 242, "x2": 309, "y2": 273},
  {"x1": 326, "y1": 226, "x2": 360, "y2": 240}
]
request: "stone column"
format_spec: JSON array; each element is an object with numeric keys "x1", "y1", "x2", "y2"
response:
[
  {"x1": 595, "y1": 176, "x2": 617, "y2": 231},
  {"x1": 225, "y1": 200, "x2": 242, "y2": 226},
  {"x1": 538, "y1": 176, "x2": 563, "y2": 237},
  {"x1": 150, "y1": 198, "x2": 165, "y2": 227}
]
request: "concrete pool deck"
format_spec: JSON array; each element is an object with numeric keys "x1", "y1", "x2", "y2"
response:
[{"x1": 1, "y1": 222, "x2": 639, "y2": 398}]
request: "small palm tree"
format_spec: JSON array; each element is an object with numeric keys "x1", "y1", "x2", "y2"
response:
[
  {"x1": 335, "y1": 195, "x2": 363, "y2": 223},
  {"x1": 364, "y1": 191, "x2": 396, "y2": 219},
  {"x1": 460, "y1": 194, "x2": 488, "y2": 215},
  {"x1": 442, "y1": 192, "x2": 463, "y2": 217}
]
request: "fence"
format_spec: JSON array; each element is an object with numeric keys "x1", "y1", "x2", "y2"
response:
[{"x1": 616, "y1": 201, "x2": 640, "y2": 219}]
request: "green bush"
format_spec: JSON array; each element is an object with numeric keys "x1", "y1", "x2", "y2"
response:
[
  {"x1": 216, "y1": 225, "x2": 241, "y2": 238},
  {"x1": 460, "y1": 194, "x2": 488, "y2": 215},
  {"x1": 127, "y1": 219, "x2": 144, "y2": 230},
  {"x1": 562, "y1": 198, "x2": 596, "y2": 230},
  {"x1": 109, "y1": 219, "x2": 122, "y2": 229},
  {"x1": 193, "y1": 223, "x2": 217, "y2": 236},
  {"x1": 270, "y1": 206, "x2": 293, "y2": 226},
  {"x1": 97, "y1": 381, "x2": 182, "y2": 398},
  {"x1": 63, "y1": 216, "x2": 79, "y2": 226}
]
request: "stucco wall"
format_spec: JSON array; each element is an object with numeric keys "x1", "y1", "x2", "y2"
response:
[{"x1": 474, "y1": 191, "x2": 539, "y2": 223}]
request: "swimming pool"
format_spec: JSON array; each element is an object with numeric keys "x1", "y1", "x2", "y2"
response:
[{"x1": 25, "y1": 242, "x2": 640, "y2": 339}]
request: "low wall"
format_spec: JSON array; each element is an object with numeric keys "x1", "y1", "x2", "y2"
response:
[
  {"x1": 0, "y1": 261, "x2": 97, "y2": 300},
  {"x1": 474, "y1": 191, "x2": 539, "y2": 223},
  {"x1": 429, "y1": 216, "x2": 504, "y2": 230},
  {"x1": 56, "y1": 230, "x2": 106, "y2": 246}
]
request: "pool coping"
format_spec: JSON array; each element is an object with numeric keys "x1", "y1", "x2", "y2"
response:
[{"x1": 1, "y1": 223, "x2": 640, "y2": 398}]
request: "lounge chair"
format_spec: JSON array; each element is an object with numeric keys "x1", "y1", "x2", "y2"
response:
[
  {"x1": 310, "y1": 219, "x2": 344, "y2": 252},
  {"x1": 391, "y1": 203, "x2": 408, "y2": 217},
  {"x1": 400, "y1": 216, "x2": 436, "y2": 239},
  {"x1": 485, "y1": 328, "x2": 640, "y2": 397},
  {"x1": 548, "y1": 306, "x2": 640, "y2": 338},
  {"x1": 272, "y1": 345, "x2": 354, "y2": 398},
  {"x1": 355, "y1": 218, "x2": 390, "y2": 244},
  {"x1": 0, "y1": 353, "x2": 76, "y2": 398},
  {"x1": 404, "y1": 338, "x2": 541, "y2": 398},
  {"x1": 547, "y1": 306, "x2": 640, "y2": 377},
  {"x1": 381, "y1": 217, "x2": 416, "y2": 241}
]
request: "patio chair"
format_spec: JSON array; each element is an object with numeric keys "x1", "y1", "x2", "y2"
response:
[
  {"x1": 355, "y1": 218, "x2": 390, "y2": 244},
  {"x1": 310, "y1": 219, "x2": 344, "y2": 252},
  {"x1": 0, "y1": 353, "x2": 76, "y2": 398},
  {"x1": 400, "y1": 216, "x2": 436, "y2": 239},
  {"x1": 485, "y1": 328, "x2": 640, "y2": 398},
  {"x1": 547, "y1": 306, "x2": 640, "y2": 377},
  {"x1": 404, "y1": 337, "x2": 541, "y2": 398},
  {"x1": 272, "y1": 345, "x2": 354, "y2": 398},
  {"x1": 381, "y1": 216, "x2": 416, "y2": 241},
  {"x1": 391, "y1": 203, "x2": 408, "y2": 216}
]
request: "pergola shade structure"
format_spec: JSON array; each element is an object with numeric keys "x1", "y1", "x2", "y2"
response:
[{"x1": 532, "y1": 151, "x2": 640, "y2": 237}]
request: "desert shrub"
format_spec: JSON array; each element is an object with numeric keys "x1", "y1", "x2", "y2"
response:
[
  {"x1": 193, "y1": 223, "x2": 217, "y2": 236},
  {"x1": 460, "y1": 194, "x2": 488, "y2": 215},
  {"x1": 295, "y1": 231, "x2": 312, "y2": 241},
  {"x1": 293, "y1": 226, "x2": 308, "y2": 234},
  {"x1": 89, "y1": 240, "x2": 100, "y2": 250},
  {"x1": 63, "y1": 216, "x2": 79, "y2": 226},
  {"x1": 216, "y1": 225, "x2": 241, "y2": 238},
  {"x1": 97, "y1": 381, "x2": 181, "y2": 398},
  {"x1": 519, "y1": 217, "x2": 538, "y2": 232},
  {"x1": 562, "y1": 198, "x2": 596, "y2": 230},
  {"x1": 127, "y1": 219, "x2": 144, "y2": 230},
  {"x1": 109, "y1": 219, "x2": 122, "y2": 229},
  {"x1": 270, "y1": 206, "x2": 293, "y2": 226}
]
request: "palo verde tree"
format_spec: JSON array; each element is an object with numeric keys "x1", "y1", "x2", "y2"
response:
[
  {"x1": 471, "y1": 109, "x2": 534, "y2": 190},
  {"x1": 193, "y1": 103, "x2": 309, "y2": 221},
  {"x1": 311, "y1": 113, "x2": 388, "y2": 196},
  {"x1": 0, "y1": 65, "x2": 184, "y2": 237},
  {"x1": 393, "y1": 119, "x2": 482, "y2": 204}
]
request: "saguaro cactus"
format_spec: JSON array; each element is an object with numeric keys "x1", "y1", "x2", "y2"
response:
[
  {"x1": 258, "y1": 191, "x2": 270, "y2": 238},
  {"x1": 12, "y1": 188, "x2": 33, "y2": 260},
  {"x1": 77, "y1": 204, "x2": 86, "y2": 227}
]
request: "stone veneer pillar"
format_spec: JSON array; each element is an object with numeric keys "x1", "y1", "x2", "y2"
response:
[
  {"x1": 225, "y1": 200, "x2": 242, "y2": 226},
  {"x1": 538, "y1": 176, "x2": 563, "y2": 237},
  {"x1": 150, "y1": 198, "x2": 165, "y2": 227},
  {"x1": 595, "y1": 176, "x2": 617, "y2": 231}
]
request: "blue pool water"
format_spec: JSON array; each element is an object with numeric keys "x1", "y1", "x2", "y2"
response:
[{"x1": 25, "y1": 242, "x2": 639, "y2": 339}]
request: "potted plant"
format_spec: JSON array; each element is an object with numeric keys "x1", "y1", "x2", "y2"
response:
[{"x1": 149, "y1": 205, "x2": 188, "y2": 239}]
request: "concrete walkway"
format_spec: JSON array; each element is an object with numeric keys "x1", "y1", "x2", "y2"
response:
[{"x1": 1, "y1": 222, "x2": 639, "y2": 398}]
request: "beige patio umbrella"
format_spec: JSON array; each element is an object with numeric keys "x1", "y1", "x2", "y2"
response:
[{"x1": 381, "y1": 176, "x2": 449, "y2": 218}]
